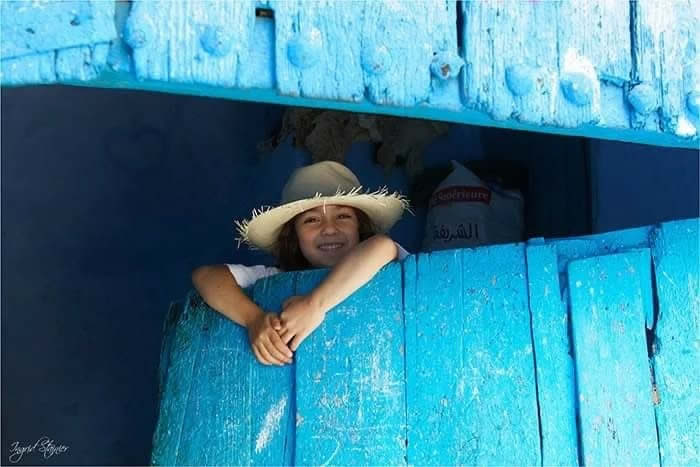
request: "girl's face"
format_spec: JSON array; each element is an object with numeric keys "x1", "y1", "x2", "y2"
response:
[{"x1": 294, "y1": 204, "x2": 361, "y2": 268}]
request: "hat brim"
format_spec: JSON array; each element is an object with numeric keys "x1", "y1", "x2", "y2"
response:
[{"x1": 235, "y1": 189, "x2": 410, "y2": 253}]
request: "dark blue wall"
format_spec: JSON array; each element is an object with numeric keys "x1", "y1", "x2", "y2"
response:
[{"x1": 1, "y1": 85, "x2": 697, "y2": 465}]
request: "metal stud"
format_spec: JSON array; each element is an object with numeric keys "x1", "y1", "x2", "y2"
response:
[
  {"x1": 200, "y1": 25, "x2": 233, "y2": 57},
  {"x1": 287, "y1": 27, "x2": 322, "y2": 69}
]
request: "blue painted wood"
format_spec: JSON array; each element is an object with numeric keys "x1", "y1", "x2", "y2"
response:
[
  {"x1": 272, "y1": 0, "x2": 457, "y2": 106},
  {"x1": 650, "y1": 219, "x2": 700, "y2": 465},
  {"x1": 406, "y1": 249, "x2": 465, "y2": 464},
  {"x1": 250, "y1": 273, "x2": 296, "y2": 466},
  {"x1": 634, "y1": 1, "x2": 698, "y2": 138},
  {"x1": 525, "y1": 243, "x2": 579, "y2": 466},
  {"x1": 155, "y1": 302, "x2": 185, "y2": 418},
  {"x1": 568, "y1": 250, "x2": 660, "y2": 466},
  {"x1": 173, "y1": 293, "x2": 253, "y2": 466},
  {"x1": 294, "y1": 264, "x2": 407, "y2": 466},
  {"x1": 408, "y1": 246, "x2": 540, "y2": 465},
  {"x1": 1, "y1": 1, "x2": 115, "y2": 59},
  {"x1": 150, "y1": 291, "x2": 211, "y2": 465},
  {"x1": 125, "y1": 0, "x2": 257, "y2": 84},
  {"x1": 0, "y1": 0, "x2": 114, "y2": 85},
  {"x1": 2, "y1": 0, "x2": 698, "y2": 147},
  {"x1": 150, "y1": 218, "x2": 700, "y2": 465},
  {"x1": 460, "y1": 0, "x2": 631, "y2": 128}
]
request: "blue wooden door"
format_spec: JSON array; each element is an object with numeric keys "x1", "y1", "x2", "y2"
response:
[{"x1": 151, "y1": 218, "x2": 699, "y2": 465}]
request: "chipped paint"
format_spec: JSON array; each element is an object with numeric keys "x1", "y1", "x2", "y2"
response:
[{"x1": 255, "y1": 396, "x2": 288, "y2": 454}]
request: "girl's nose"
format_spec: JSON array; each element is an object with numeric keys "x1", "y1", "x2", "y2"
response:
[{"x1": 320, "y1": 219, "x2": 339, "y2": 235}]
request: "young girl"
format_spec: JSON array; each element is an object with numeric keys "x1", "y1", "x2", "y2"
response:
[{"x1": 192, "y1": 161, "x2": 410, "y2": 366}]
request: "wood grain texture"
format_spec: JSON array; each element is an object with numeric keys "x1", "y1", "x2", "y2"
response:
[
  {"x1": 634, "y1": 0, "x2": 699, "y2": 137},
  {"x1": 273, "y1": 0, "x2": 456, "y2": 106},
  {"x1": 294, "y1": 264, "x2": 407, "y2": 465},
  {"x1": 650, "y1": 219, "x2": 700, "y2": 465},
  {"x1": 525, "y1": 243, "x2": 579, "y2": 466},
  {"x1": 568, "y1": 250, "x2": 660, "y2": 466},
  {"x1": 461, "y1": 0, "x2": 630, "y2": 128},
  {"x1": 126, "y1": 0, "x2": 256, "y2": 85},
  {"x1": 1, "y1": 0, "x2": 115, "y2": 59},
  {"x1": 150, "y1": 291, "x2": 210, "y2": 465},
  {"x1": 408, "y1": 246, "x2": 540, "y2": 465}
]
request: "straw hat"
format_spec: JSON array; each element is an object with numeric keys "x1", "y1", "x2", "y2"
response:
[{"x1": 235, "y1": 161, "x2": 409, "y2": 252}]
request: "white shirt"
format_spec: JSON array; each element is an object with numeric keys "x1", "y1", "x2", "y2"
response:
[{"x1": 227, "y1": 242, "x2": 409, "y2": 289}]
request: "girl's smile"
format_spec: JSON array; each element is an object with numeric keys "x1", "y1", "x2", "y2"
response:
[{"x1": 294, "y1": 205, "x2": 361, "y2": 267}]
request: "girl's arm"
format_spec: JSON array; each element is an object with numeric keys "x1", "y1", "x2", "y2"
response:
[
  {"x1": 278, "y1": 234, "x2": 398, "y2": 350},
  {"x1": 192, "y1": 265, "x2": 293, "y2": 365}
]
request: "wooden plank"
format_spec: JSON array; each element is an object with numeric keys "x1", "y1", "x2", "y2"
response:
[
  {"x1": 173, "y1": 293, "x2": 254, "y2": 466},
  {"x1": 150, "y1": 291, "x2": 210, "y2": 465},
  {"x1": 56, "y1": 44, "x2": 110, "y2": 81},
  {"x1": 650, "y1": 218, "x2": 700, "y2": 465},
  {"x1": 567, "y1": 250, "x2": 660, "y2": 466},
  {"x1": 525, "y1": 243, "x2": 579, "y2": 465},
  {"x1": 156, "y1": 302, "x2": 185, "y2": 417},
  {"x1": 126, "y1": 0, "x2": 257, "y2": 86},
  {"x1": 294, "y1": 264, "x2": 406, "y2": 465},
  {"x1": 1, "y1": 0, "x2": 115, "y2": 59},
  {"x1": 408, "y1": 246, "x2": 540, "y2": 465},
  {"x1": 273, "y1": 0, "x2": 456, "y2": 106},
  {"x1": 250, "y1": 272, "x2": 296, "y2": 466},
  {"x1": 460, "y1": 0, "x2": 559, "y2": 123},
  {"x1": 272, "y1": 0, "x2": 365, "y2": 101},
  {"x1": 1, "y1": 51, "x2": 57, "y2": 85},
  {"x1": 635, "y1": 0, "x2": 698, "y2": 137},
  {"x1": 361, "y1": 0, "x2": 454, "y2": 106},
  {"x1": 554, "y1": 0, "x2": 631, "y2": 128},
  {"x1": 406, "y1": 249, "x2": 464, "y2": 465},
  {"x1": 460, "y1": 244, "x2": 540, "y2": 465}
]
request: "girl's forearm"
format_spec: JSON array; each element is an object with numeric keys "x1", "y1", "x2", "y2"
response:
[
  {"x1": 309, "y1": 234, "x2": 397, "y2": 313},
  {"x1": 191, "y1": 265, "x2": 262, "y2": 328}
]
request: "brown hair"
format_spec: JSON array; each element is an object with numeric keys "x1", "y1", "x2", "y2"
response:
[{"x1": 274, "y1": 207, "x2": 377, "y2": 271}]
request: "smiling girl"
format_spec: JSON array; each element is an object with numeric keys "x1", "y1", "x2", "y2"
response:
[{"x1": 191, "y1": 161, "x2": 409, "y2": 366}]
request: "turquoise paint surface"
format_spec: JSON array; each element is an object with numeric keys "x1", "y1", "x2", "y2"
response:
[
  {"x1": 2, "y1": 0, "x2": 698, "y2": 148},
  {"x1": 153, "y1": 217, "x2": 699, "y2": 465},
  {"x1": 568, "y1": 250, "x2": 659, "y2": 466}
]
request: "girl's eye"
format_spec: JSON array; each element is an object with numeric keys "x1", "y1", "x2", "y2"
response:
[
  {"x1": 303, "y1": 217, "x2": 319, "y2": 224},
  {"x1": 337, "y1": 212, "x2": 354, "y2": 220}
]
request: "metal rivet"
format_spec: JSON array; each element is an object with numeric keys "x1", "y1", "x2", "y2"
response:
[
  {"x1": 560, "y1": 72, "x2": 594, "y2": 106},
  {"x1": 505, "y1": 64, "x2": 536, "y2": 96},
  {"x1": 287, "y1": 27, "x2": 322, "y2": 69},
  {"x1": 362, "y1": 45, "x2": 392, "y2": 76},
  {"x1": 123, "y1": 17, "x2": 152, "y2": 49},
  {"x1": 627, "y1": 83, "x2": 658, "y2": 115},
  {"x1": 430, "y1": 51, "x2": 463, "y2": 81},
  {"x1": 200, "y1": 25, "x2": 233, "y2": 57},
  {"x1": 687, "y1": 90, "x2": 700, "y2": 117}
]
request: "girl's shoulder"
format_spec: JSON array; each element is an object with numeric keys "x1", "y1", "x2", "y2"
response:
[{"x1": 225, "y1": 264, "x2": 282, "y2": 289}]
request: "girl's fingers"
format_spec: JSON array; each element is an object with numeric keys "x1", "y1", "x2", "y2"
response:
[
  {"x1": 258, "y1": 343, "x2": 283, "y2": 366},
  {"x1": 266, "y1": 337, "x2": 292, "y2": 363},
  {"x1": 290, "y1": 330, "x2": 310, "y2": 351},
  {"x1": 269, "y1": 331, "x2": 293, "y2": 360},
  {"x1": 279, "y1": 329, "x2": 294, "y2": 345},
  {"x1": 252, "y1": 346, "x2": 267, "y2": 366}
]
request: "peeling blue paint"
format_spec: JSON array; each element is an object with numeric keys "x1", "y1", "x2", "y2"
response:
[{"x1": 153, "y1": 218, "x2": 699, "y2": 465}]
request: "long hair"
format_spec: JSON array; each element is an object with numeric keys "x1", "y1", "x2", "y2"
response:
[{"x1": 274, "y1": 207, "x2": 377, "y2": 271}]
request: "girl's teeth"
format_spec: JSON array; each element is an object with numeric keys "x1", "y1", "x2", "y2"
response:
[{"x1": 319, "y1": 243, "x2": 342, "y2": 250}]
